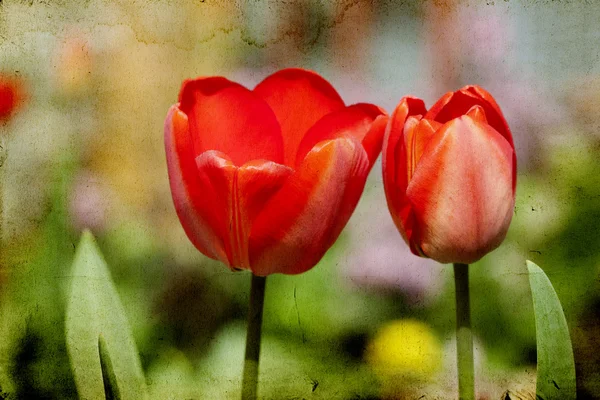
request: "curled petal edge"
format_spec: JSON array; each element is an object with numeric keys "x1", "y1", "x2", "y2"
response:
[{"x1": 249, "y1": 137, "x2": 370, "y2": 276}]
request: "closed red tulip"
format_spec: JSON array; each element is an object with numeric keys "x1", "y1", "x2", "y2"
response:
[
  {"x1": 165, "y1": 68, "x2": 387, "y2": 275},
  {"x1": 382, "y1": 86, "x2": 516, "y2": 264}
]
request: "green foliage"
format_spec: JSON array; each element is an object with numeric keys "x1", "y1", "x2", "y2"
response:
[
  {"x1": 65, "y1": 231, "x2": 147, "y2": 400},
  {"x1": 527, "y1": 260, "x2": 576, "y2": 400}
]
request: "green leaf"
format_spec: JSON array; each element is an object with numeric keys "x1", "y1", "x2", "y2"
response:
[
  {"x1": 99, "y1": 334, "x2": 121, "y2": 400},
  {"x1": 65, "y1": 230, "x2": 147, "y2": 400},
  {"x1": 527, "y1": 260, "x2": 576, "y2": 400}
]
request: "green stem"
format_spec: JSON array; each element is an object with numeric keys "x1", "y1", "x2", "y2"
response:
[
  {"x1": 0, "y1": 135, "x2": 6, "y2": 267},
  {"x1": 454, "y1": 263, "x2": 474, "y2": 400},
  {"x1": 241, "y1": 274, "x2": 267, "y2": 400}
]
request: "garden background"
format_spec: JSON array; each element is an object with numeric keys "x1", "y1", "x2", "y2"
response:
[{"x1": 0, "y1": 0, "x2": 599, "y2": 398}]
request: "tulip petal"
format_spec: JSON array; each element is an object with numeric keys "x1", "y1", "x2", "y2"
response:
[
  {"x1": 361, "y1": 113, "x2": 390, "y2": 166},
  {"x1": 188, "y1": 152, "x2": 293, "y2": 271},
  {"x1": 249, "y1": 137, "x2": 370, "y2": 275},
  {"x1": 404, "y1": 117, "x2": 443, "y2": 183},
  {"x1": 464, "y1": 85, "x2": 511, "y2": 143},
  {"x1": 464, "y1": 104, "x2": 488, "y2": 125},
  {"x1": 294, "y1": 103, "x2": 387, "y2": 168},
  {"x1": 253, "y1": 68, "x2": 345, "y2": 166},
  {"x1": 406, "y1": 115, "x2": 515, "y2": 264},
  {"x1": 381, "y1": 97, "x2": 427, "y2": 246},
  {"x1": 193, "y1": 151, "x2": 237, "y2": 267},
  {"x1": 232, "y1": 160, "x2": 293, "y2": 269},
  {"x1": 424, "y1": 85, "x2": 513, "y2": 148},
  {"x1": 424, "y1": 85, "x2": 516, "y2": 192},
  {"x1": 164, "y1": 105, "x2": 231, "y2": 263},
  {"x1": 465, "y1": 86, "x2": 517, "y2": 192},
  {"x1": 179, "y1": 77, "x2": 283, "y2": 166}
]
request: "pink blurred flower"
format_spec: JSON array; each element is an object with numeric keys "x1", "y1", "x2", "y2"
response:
[
  {"x1": 69, "y1": 171, "x2": 109, "y2": 233},
  {"x1": 339, "y1": 188, "x2": 446, "y2": 305},
  {"x1": 422, "y1": 3, "x2": 569, "y2": 169}
]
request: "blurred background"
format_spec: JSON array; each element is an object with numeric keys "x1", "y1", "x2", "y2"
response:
[{"x1": 0, "y1": 0, "x2": 599, "y2": 398}]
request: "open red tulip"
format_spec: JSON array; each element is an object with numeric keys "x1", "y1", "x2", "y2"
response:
[
  {"x1": 165, "y1": 68, "x2": 388, "y2": 275},
  {"x1": 382, "y1": 86, "x2": 516, "y2": 264}
]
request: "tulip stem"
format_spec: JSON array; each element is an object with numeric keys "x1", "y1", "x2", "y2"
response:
[
  {"x1": 454, "y1": 263, "x2": 475, "y2": 400},
  {"x1": 241, "y1": 274, "x2": 267, "y2": 400},
  {"x1": 0, "y1": 135, "x2": 6, "y2": 266}
]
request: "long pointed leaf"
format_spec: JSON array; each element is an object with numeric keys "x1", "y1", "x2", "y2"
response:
[
  {"x1": 99, "y1": 334, "x2": 121, "y2": 400},
  {"x1": 65, "y1": 230, "x2": 147, "y2": 400},
  {"x1": 527, "y1": 260, "x2": 576, "y2": 400}
]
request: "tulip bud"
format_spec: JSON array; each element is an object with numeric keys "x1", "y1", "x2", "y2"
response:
[
  {"x1": 382, "y1": 86, "x2": 516, "y2": 264},
  {"x1": 165, "y1": 68, "x2": 388, "y2": 275}
]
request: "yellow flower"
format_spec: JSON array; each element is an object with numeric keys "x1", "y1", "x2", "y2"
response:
[{"x1": 366, "y1": 319, "x2": 442, "y2": 381}]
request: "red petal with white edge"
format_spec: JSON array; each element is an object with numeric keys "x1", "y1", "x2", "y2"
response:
[
  {"x1": 164, "y1": 105, "x2": 231, "y2": 264},
  {"x1": 294, "y1": 103, "x2": 387, "y2": 168},
  {"x1": 253, "y1": 68, "x2": 345, "y2": 166},
  {"x1": 249, "y1": 137, "x2": 369, "y2": 276},
  {"x1": 179, "y1": 77, "x2": 283, "y2": 166},
  {"x1": 381, "y1": 97, "x2": 427, "y2": 244},
  {"x1": 406, "y1": 115, "x2": 515, "y2": 264}
]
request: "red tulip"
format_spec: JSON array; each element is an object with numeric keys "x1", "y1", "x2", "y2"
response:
[
  {"x1": 382, "y1": 86, "x2": 516, "y2": 264},
  {"x1": 0, "y1": 75, "x2": 24, "y2": 122},
  {"x1": 165, "y1": 68, "x2": 387, "y2": 275}
]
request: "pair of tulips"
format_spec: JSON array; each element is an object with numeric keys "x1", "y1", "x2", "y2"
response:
[{"x1": 165, "y1": 68, "x2": 516, "y2": 273}]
